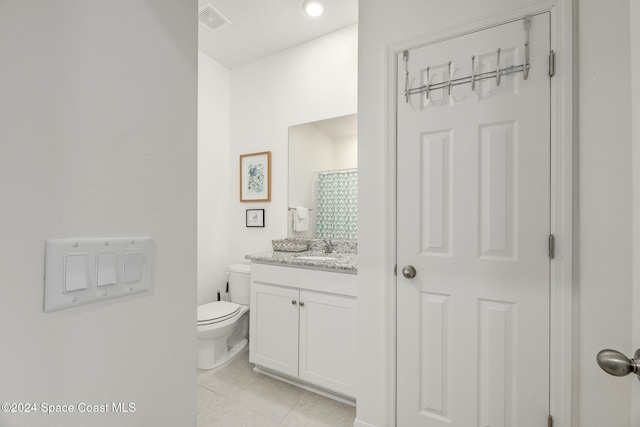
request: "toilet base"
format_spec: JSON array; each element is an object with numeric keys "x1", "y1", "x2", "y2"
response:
[
  {"x1": 198, "y1": 338, "x2": 248, "y2": 370},
  {"x1": 197, "y1": 305, "x2": 249, "y2": 370}
]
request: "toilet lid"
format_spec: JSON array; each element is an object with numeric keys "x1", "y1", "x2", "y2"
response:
[{"x1": 197, "y1": 301, "x2": 240, "y2": 325}]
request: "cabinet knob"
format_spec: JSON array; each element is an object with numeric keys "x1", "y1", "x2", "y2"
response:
[
  {"x1": 291, "y1": 300, "x2": 297, "y2": 305},
  {"x1": 299, "y1": 301, "x2": 305, "y2": 307}
]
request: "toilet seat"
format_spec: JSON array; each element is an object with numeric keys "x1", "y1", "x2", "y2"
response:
[{"x1": 197, "y1": 301, "x2": 240, "y2": 326}]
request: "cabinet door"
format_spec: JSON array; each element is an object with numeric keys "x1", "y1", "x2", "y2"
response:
[
  {"x1": 250, "y1": 283, "x2": 300, "y2": 377},
  {"x1": 298, "y1": 290, "x2": 357, "y2": 397}
]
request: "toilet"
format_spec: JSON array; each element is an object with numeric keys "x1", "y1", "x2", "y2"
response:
[{"x1": 197, "y1": 263, "x2": 251, "y2": 370}]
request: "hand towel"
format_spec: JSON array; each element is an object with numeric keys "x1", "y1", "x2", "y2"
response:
[
  {"x1": 297, "y1": 206, "x2": 308, "y2": 220},
  {"x1": 293, "y1": 207, "x2": 309, "y2": 232}
]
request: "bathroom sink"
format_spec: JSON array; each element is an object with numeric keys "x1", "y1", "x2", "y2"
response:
[{"x1": 295, "y1": 255, "x2": 337, "y2": 261}]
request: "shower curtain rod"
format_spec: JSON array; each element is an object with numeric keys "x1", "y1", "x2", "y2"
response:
[{"x1": 314, "y1": 168, "x2": 358, "y2": 175}]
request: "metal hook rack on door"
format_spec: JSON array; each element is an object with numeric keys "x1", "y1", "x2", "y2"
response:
[{"x1": 403, "y1": 15, "x2": 532, "y2": 103}]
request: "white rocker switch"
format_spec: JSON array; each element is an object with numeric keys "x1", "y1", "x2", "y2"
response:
[
  {"x1": 96, "y1": 252, "x2": 117, "y2": 286},
  {"x1": 64, "y1": 254, "x2": 88, "y2": 292},
  {"x1": 124, "y1": 251, "x2": 142, "y2": 283}
]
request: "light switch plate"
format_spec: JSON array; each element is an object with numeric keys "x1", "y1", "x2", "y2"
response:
[{"x1": 44, "y1": 237, "x2": 151, "y2": 312}]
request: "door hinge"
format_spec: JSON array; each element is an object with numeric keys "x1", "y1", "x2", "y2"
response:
[
  {"x1": 548, "y1": 414, "x2": 553, "y2": 427},
  {"x1": 549, "y1": 50, "x2": 556, "y2": 77},
  {"x1": 548, "y1": 234, "x2": 556, "y2": 259}
]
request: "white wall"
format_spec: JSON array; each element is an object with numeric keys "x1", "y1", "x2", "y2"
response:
[
  {"x1": 334, "y1": 135, "x2": 358, "y2": 170},
  {"x1": 0, "y1": 2, "x2": 197, "y2": 426},
  {"x1": 577, "y1": 1, "x2": 632, "y2": 425},
  {"x1": 358, "y1": 0, "x2": 632, "y2": 426},
  {"x1": 288, "y1": 124, "x2": 334, "y2": 237},
  {"x1": 228, "y1": 25, "x2": 358, "y2": 263},
  {"x1": 289, "y1": 123, "x2": 335, "y2": 209},
  {"x1": 198, "y1": 52, "x2": 230, "y2": 305},
  {"x1": 632, "y1": 0, "x2": 640, "y2": 423}
]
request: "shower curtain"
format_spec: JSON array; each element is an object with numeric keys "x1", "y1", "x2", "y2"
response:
[{"x1": 315, "y1": 170, "x2": 358, "y2": 240}]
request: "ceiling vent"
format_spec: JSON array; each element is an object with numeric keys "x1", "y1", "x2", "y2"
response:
[{"x1": 198, "y1": 3, "x2": 231, "y2": 33}]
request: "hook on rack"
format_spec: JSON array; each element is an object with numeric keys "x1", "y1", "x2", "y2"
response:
[
  {"x1": 425, "y1": 67, "x2": 430, "y2": 100},
  {"x1": 496, "y1": 48, "x2": 502, "y2": 86},
  {"x1": 524, "y1": 15, "x2": 531, "y2": 80},
  {"x1": 524, "y1": 42, "x2": 530, "y2": 79},
  {"x1": 403, "y1": 50, "x2": 409, "y2": 103},
  {"x1": 471, "y1": 56, "x2": 476, "y2": 91}
]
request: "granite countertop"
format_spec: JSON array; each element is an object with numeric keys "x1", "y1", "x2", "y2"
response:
[{"x1": 245, "y1": 250, "x2": 357, "y2": 274}]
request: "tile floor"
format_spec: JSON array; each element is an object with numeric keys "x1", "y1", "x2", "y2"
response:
[{"x1": 197, "y1": 350, "x2": 356, "y2": 427}]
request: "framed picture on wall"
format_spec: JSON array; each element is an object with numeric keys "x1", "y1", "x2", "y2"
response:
[
  {"x1": 246, "y1": 209, "x2": 265, "y2": 227},
  {"x1": 240, "y1": 151, "x2": 271, "y2": 202}
]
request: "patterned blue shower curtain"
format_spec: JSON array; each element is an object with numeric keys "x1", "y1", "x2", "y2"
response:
[{"x1": 316, "y1": 170, "x2": 358, "y2": 240}]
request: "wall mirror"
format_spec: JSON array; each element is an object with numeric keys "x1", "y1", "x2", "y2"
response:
[{"x1": 287, "y1": 114, "x2": 357, "y2": 239}]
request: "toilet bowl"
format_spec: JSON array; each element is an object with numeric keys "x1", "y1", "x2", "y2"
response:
[{"x1": 197, "y1": 263, "x2": 251, "y2": 370}]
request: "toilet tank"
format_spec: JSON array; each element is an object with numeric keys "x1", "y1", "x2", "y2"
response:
[{"x1": 228, "y1": 263, "x2": 251, "y2": 305}]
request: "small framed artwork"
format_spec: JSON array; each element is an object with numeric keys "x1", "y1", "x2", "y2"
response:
[
  {"x1": 240, "y1": 151, "x2": 271, "y2": 202},
  {"x1": 246, "y1": 209, "x2": 265, "y2": 227}
]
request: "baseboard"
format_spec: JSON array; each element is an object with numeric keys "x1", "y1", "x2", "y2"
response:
[
  {"x1": 252, "y1": 365, "x2": 356, "y2": 407},
  {"x1": 353, "y1": 419, "x2": 379, "y2": 427}
]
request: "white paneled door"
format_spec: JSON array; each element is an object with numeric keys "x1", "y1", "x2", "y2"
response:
[{"x1": 397, "y1": 14, "x2": 551, "y2": 426}]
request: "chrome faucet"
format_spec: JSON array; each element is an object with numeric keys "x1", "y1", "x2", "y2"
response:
[{"x1": 323, "y1": 239, "x2": 333, "y2": 254}]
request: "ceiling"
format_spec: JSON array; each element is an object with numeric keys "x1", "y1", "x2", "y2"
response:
[{"x1": 198, "y1": 0, "x2": 358, "y2": 69}]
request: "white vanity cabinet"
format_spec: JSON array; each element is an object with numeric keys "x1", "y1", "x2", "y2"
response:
[{"x1": 249, "y1": 262, "x2": 357, "y2": 399}]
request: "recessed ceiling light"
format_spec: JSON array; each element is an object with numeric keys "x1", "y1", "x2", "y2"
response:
[{"x1": 302, "y1": 0, "x2": 325, "y2": 17}]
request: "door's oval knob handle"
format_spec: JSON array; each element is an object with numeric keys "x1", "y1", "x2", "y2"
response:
[
  {"x1": 291, "y1": 300, "x2": 297, "y2": 305},
  {"x1": 402, "y1": 265, "x2": 417, "y2": 279},
  {"x1": 299, "y1": 301, "x2": 305, "y2": 307},
  {"x1": 597, "y1": 349, "x2": 640, "y2": 378}
]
